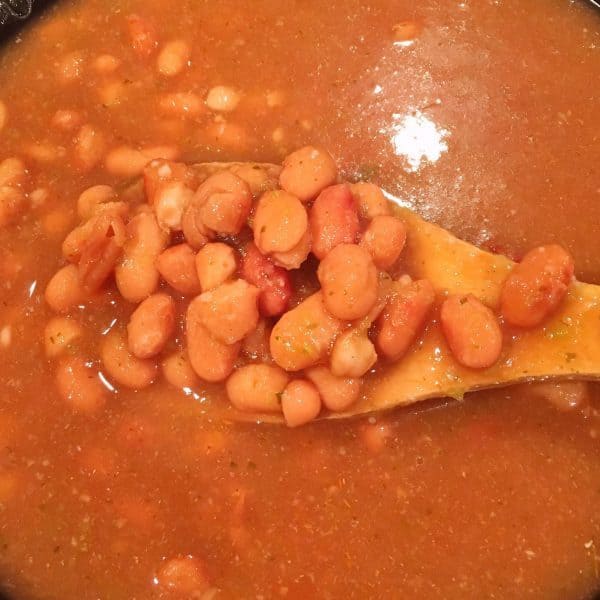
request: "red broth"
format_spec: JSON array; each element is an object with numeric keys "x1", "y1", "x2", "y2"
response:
[{"x1": 0, "y1": 0, "x2": 599, "y2": 598}]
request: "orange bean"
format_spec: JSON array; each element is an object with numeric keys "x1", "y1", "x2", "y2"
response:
[
  {"x1": 0, "y1": 186, "x2": 27, "y2": 228},
  {"x1": 195, "y1": 242, "x2": 237, "y2": 291},
  {"x1": 51, "y1": 109, "x2": 83, "y2": 131},
  {"x1": 181, "y1": 203, "x2": 213, "y2": 249},
  {"x1": 317, "y1": 243, "x2": 378, "y2": 320},
  {"x1": 45, "y1": 264, "x2": 87, "y2": 313},
  {"x1": 56, "y1": 51, "x2": 84, "y2": 83},
  {"x1": 101, "y1": 329, "x2": 157, "y2": 389},
  {"x1": 105, "y1": 146, "x2": 149, "y2": 177},
  {"x1": 143, "y1": 159, "x2": 196, "y2": 205},
  {"x1": 310, "y1": 184, "x2": 360, "y2": 259},
  {"x1": 205, "y1": 120, "x2": 248, "y2": 150},
  {"x1": 240, "y1": 242, "x2": 292, "y2": 316},
  {"x1": 270, "y1": 292, "x2": 344, "y2": 371},
  {"x1": 196, "y1": 279, "x2": 260, "y2": 344},
  {"x1": 440, "y1": 294, "x2": 502, "y2": 369},
  {"x1": 115, "y1": 212, "x2": 169, "y2": 303},
  {"x1": 56, "y1": 356, "x2": 108, "y2": 414},
  {"x1": 161, "y1": 350, "x2": 200, "y2": 389},
  {"x1": 44, "y1": 316, "x2": 83, "y2": 358},
  {"x1": 156, "y1": 243, "x2": 201, "y2": 295},
  {"x1": 253, "y1": 190, "x2": 308, "y2": 254},
  {"x1": 93, "y1": 54, "x2": 121, "y2": 73},
  {"x1": 126, "y1": 14, "x2": 158, "y2": 58},
  {"x1": 206, "y1": 85, "x2": 241, "y2": 112},
  {"x1": 226, "y1": 364, "x2": 288, "y2": 413},
  {"x1": 376, "y1": 278, "x2": 435, "y2": 361},
  {"x1": 330, "y1": 328, "x2": 377, "y2": 377},
  {"x1": 77, "y1": 185, "x2": 116, "y2": 220},
  {"x1": 305, "y1": 366, "x2": 361, "y2": 412},
  {"x1": 0, "y1": 100, "x2": 6, "y2": 132},
  {"x1": 271, "y1": 228, "x2": 311, "y2": 270},
  {"x1": 350, "y1": 182, "x2": 391, "y2": 219},
  {"x1": 193, "y1": 171, "x2": 252, "y2": 235},
  {"x1": 127, "y1": 293, "x2": 176, "y2": 359},
  {"x1": 229, "y1": 163, "x2": 278, "y2": 197},
  {"x1": 157, "y1": 39, "x2": 191, "y2": 77},
  {"x1": 241, "y1": 318, "x2": 272, "y2": 362},
  {"x1": 156, "y1": 556, "x2": 210, "y2": 596},
  {"x1": 74, "y1": 124, "x2": 106, "y2": 171},
  {"x1": 0, "y1": 157, "x2": 26, "y2": 188},
  {"x1": 153, "y1": 181, "x2": 194, "y2": 231},
  {"x1": 71, "y1": 213, "x2": 127, "y2": 293},
  {"x1": 500, "y1": 244, "x2": 574, "y2": 328},
  {"x1": 279, "y1": 146, "x2": 337, "y2": 202},
  {"x1": 281, "y1": 379, "x2": 321, "y2": 427},
  {"x1": 360, "y1": 215, "x2": 406, "y2": 269},
  {"x1": 159, "y1": 92, "x2": 204, "y2": 119},
  {"x1": 186, "y1": 297, "x2": 240, "y2": 382}
]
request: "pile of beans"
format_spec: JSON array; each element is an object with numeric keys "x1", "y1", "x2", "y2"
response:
[{"x1": 43, "y1": 146, "x2": 575, "y2": 426}]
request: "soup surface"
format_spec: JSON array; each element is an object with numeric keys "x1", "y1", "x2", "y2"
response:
[{"x1": 0, "y1": 0, "x2": 600, "y2": 598}]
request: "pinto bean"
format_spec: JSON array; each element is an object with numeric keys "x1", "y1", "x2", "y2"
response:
[
  {"x1": 226, "y1": 364, "x2": 288, "y2": 413},
  {"x1": 77, "y1": 185, "x2": 116, "y2": 220},
  {"x1": 56, "y1": 356, "x2": 108, "y2": 414},
  {"x1": 305, "y1": 366, "x2": 362, "y2": 412},
  {"x1": 253, "y1": 190, "x2": 308, "y2": 254},
  {"x1": 0, "y1": 100, "x2": 6, "y2": 132},
  {"x1": 143, "y1": 159, "x2": 195, "y2": 205},
  {"x1": 74, "y1": 214, "x2": 127, "y2": 293},
  {"x1": 51, "y1": 109, "x2": 83, "y2": 131},
  {"x1": 45, "y1": 264, "x2": 87, "y2": 313},
  {"x1": 0, "y1": 186, "x2": 26, "y2": 228},
  {"x1": 0, "y1": 157, "x2": 26, "y2": 188},
  {"x1": 196, "y1": 279, "x2": 259, "y2": 344},
  {"x1": 93, "y1": 54, "x2": 121, "y2": 73},
  {"x1": 159, "y1": 92, "x2": 204, "y2": 118},
  {"x1": 181, "y1": 203, "x2": 212, "y2": 249},
  {"x1": 241, "y1": 319, "x2": 271, "y2": 362},
  {"x1": 105, "y1": 146, "x2": 149, "y2": 178},
  {"x1": 330, "y1": 328, "x2": 377, "y2": 377},
  {"x1": 44, "y1": 316, "x2": 83, "y2": 358},
  {"x1": 350, "y1": 182, "x2": 391, "y2": 219},
  {"x1": 161, "y1": 350, "x2": 200, "y2": 389},
  {"x1": 271, "y1": 228, "x2": 311, "y2": 270},
  {"x1": 153, "y1": 181, "x2": 194, "y2": 230},
  {"x1": 115, "y1": 212, "x2": 169, "y2": 303},
  {"x1": 281, "y1": 380, "x2": 322, "y2": 427},
  {"x1": 241, "y1": 242, "x2": 292, "y2": 316},
  {"x1": 193, "y1": 171, "x2": 252, "y2": 235},
  {"x1": 127, "y1": 293, "x2": 176, "y2": 359},
  {"x1": 376, "y1": 278, "x2": 435, "y2": 361},
  {"x1": 156, "y1": 243, "x2": 201, "y2": 295},
  {"x1": 157, "y1": 39, "x2": 191, "y2": 76},
  {"x1": 530, "y1": 380, "x2": 590, "y2": 412},
  {"x1": 317, "y1": 243, "x2": 378, "y2": 320},
  {"x1": 126, "y1": 14, "x2": 158, "y2": 58},
  {"x1": 195, "y1": 242, "x2": 237, "y2": 291},
  {"x1": 270, "y1": 292, "x2": 344, "y2": 371},
  {"x1": 440, "y1": 294, "x2": 502, "y2": 369},
  {"x1": 500, "y1": 244, "x2": 574, "y2": 328},
  {"x1": 74, "y1": 124, "x2": 106, "y2": 171},
  {"x1": 156, "y1": 556, "x2": 210, "y2": 596},
  {"x1": 310, "y1": 184, "x2": 360, "y2": 259},
  {"x1": 186, "y1": 297, "x2": 240, "y2": 382},
  {"x1": 229, "y1": 163, "x2": 279, "y2": 197},
  {"x1": 279, "y1": 146, "x2": 337, "y2": 202},
  {"x1": 205, "y1": 120, "x2": 248, "y2": 150},
  {"x1": 206, "y1": 85, "x2": 240, "y2": 112},
  {"x1": 361, "y1": 215, "x2": 407, "y2": 269},
  {"x1": 101, "y1": 329, "x2": 157, "y2": 389}
]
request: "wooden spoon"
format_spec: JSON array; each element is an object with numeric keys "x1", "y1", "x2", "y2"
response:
[{"x1": 187, "y1": 162, "x2": 600, "y2": 423}]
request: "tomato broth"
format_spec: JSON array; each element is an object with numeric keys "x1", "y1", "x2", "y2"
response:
[{"x1": 0, "y1": 0, "x2": 599, "y2": 598}]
